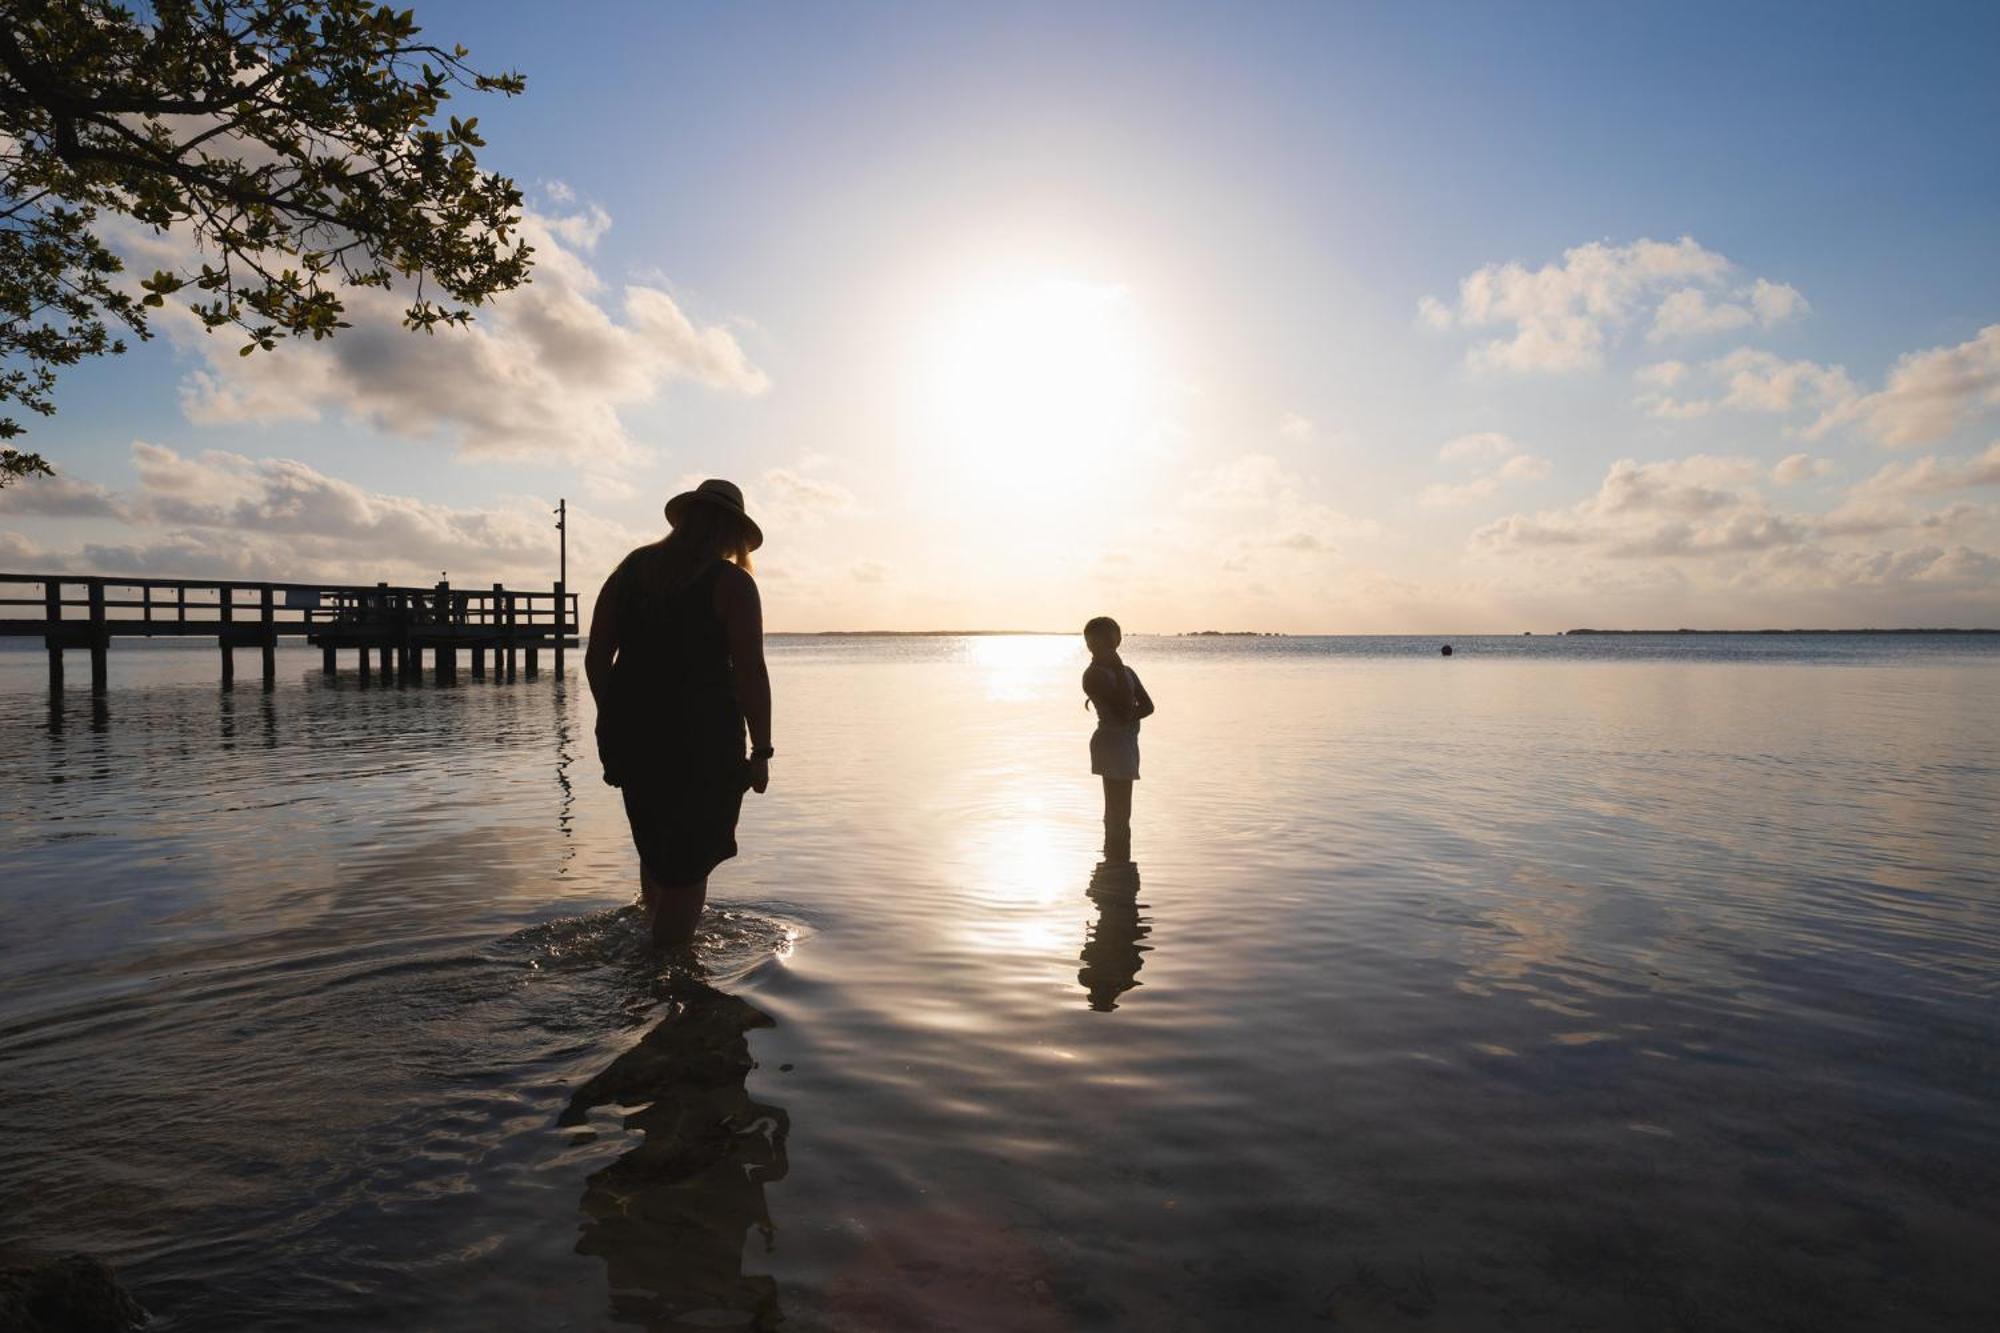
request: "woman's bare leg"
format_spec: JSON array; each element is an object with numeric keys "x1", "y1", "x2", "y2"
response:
[
  {"x1": 640, "y1": 865, "x2": 710, "y2": 950},
  {"x1": 1102, "y1": 777, "x2": 1133, "y2": 863}
]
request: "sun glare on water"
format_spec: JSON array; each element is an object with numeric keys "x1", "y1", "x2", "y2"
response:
[
  {"x1": 912, "y1": 274, "x2": 1162, "y2": 508},
  {"x1": 965, "y1": 633, "x2": 1082, "y2": 701}
]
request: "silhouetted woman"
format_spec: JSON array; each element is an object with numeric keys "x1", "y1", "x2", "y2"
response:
[{"x1": 587, "y1": 479, "x2": 773, "y2": 949}]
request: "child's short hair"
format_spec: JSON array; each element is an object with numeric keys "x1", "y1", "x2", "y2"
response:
[{"x1": 1083, "y1": 616, "x2": 1120, "y2": 649}]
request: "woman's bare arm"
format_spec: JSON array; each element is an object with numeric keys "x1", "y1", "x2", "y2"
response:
[
  {"x1": 584, "y1": 575, "x2": 621, "y2": 705},
  {"x1": 717, "y1": 565, "x2": 772, "y2": 790}
]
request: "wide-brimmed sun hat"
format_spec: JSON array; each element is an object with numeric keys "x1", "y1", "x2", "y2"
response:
[{"x1": 664, "y1": 478, "x2": 763, "y2": 552}]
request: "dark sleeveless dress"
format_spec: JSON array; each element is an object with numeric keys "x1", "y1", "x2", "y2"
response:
[{"x1": 596, "y1": 547, "x2": 749, "y2": 884}]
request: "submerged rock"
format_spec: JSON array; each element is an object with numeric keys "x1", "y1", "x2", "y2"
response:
[{"x1": 0, "y1": 1252, "x2": 146, "y2": 1333}]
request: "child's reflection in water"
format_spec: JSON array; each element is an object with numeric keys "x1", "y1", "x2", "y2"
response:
[
  {"x1": 562, "y1": 977, "x2": 788, "y2": 1329},
  {"x1": 1079, "y1": 861, "x2": 1152, "y2": 1012}
]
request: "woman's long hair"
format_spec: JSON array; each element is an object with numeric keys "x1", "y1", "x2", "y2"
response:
[{"x1": 659, "y1": 502, "x2": 756, "y2": 588}]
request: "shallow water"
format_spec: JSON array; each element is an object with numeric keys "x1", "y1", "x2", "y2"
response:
[{"x1": 2, "y1": 634, "x2": 1996, "y2": 1330}]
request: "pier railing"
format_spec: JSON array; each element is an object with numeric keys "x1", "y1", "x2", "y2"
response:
[{"x1": 1, "y1": 572, "x2": 579, "y2": 692}]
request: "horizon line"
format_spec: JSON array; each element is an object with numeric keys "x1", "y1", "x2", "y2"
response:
[{"x1": 763, "y1": 627, "x2": 2000, "y2": 638}]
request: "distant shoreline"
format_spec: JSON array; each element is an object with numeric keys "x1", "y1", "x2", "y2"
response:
[
  {"x1": 1561, "y1": 627, "x2": 1999, "y2": 636},
  {"x1": 777, "y1": 629, "x2": 1283, "y2": 637},
  {"x1": 759, "y1": 627, "x2": 2000, "y2": 638},
  {"x1": 771, "y1": 630, "x2": 1284, "y2": 638}
]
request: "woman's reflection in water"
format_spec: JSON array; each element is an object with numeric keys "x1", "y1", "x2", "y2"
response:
[
  {"x1": 561, "y1": 975, "x2": 789, "y2": 1330},
  {"x1": 1079, "y1": 861, "x2": 1152, "y2": 1011}
]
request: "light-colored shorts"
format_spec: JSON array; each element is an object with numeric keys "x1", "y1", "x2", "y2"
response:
[{"x1": 1090, "y1": 724, "x2": 1141, "y2": 781}]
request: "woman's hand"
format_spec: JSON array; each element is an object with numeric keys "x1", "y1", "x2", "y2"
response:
[{"x1": 747, "y1": 756, "x2": 770, "y2": 794}]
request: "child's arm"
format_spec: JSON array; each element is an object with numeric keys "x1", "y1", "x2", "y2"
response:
[
  {"x1": 1130, "y1": 670, "x2": 1155, "y2": 720},
  {"x1": 1084, "y1": 663, "x2": 1138, "y2": 723}
]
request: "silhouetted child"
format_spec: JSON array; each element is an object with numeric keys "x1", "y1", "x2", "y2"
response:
[{"x1": 1082, "y1": 616, "x2": 1154, "y2": 863}]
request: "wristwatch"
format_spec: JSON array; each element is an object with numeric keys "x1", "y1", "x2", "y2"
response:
[{"x1": 750, "y1": 745, "x2": 775, "y2": 761}]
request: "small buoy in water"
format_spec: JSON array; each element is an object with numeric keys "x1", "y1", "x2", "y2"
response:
[{"x1": 1440, "y1": 644, "x2": 1453, "y2": 656}]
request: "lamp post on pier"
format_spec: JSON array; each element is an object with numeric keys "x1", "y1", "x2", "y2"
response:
[{"x1": 554, "y1": 498, "x2": 567, "y2": 676}]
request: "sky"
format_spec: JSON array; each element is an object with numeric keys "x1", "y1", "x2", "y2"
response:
[{"x1": 5, "y1": 0, "x2": 2000, "y2": 631}]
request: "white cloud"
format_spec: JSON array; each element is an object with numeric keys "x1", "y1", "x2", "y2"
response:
[
  {"x1": 1419, "y1": 476, "x2": 1501, "y2": 509},
  {"x1": 1185, "y1": 453, "x2": 1293, "y2": 512},
  {"x1": 1647, "y1": 279, "x2": 1809, "y2": 341},
  {"x1": 1636, "y1": 360, "x2": 1688, "y2": 389},
  {"x1": 1846, "y1": 441, "x2": 2000, "y2": 498},
  {"x1": 1647, "y1": 397, "x2": 1716, "y2": 420},
  {"x1": 20, "y1": 442, "x2": 650, "y2": 593},
  {"x1": 624, "y1": 286, "x2": 768, "y2": 392},
  {"x1": 128, "y1": 205, "x2": 769, "y2": 466},
  {"x1": 1772, "y1": 453, "x2": 1838, "y2": 485},
  {"x1": 1750, "y1": 279, "x2": 1809, "y2": 325},
  {"x1": 541, "y1": 202, "x2": 613, "y2": 251},
  {"x1": 752, "y1": 467, "x2": 859, "y2": 527},
  {"x1": 1842, "y1": 324, "x2": 2000, "y2": 446},
  {"x1": 1814, "y1": 500, "x2": 1911, "y2": 538},
  {"x1": 1760, "y1": 541, "x2": 2000, "y2": 594},
  {"x1": 1439, "y1": 432, "x2": 1517, "y2": 463},
  {"x1": 1716, "y1": 349, "x2": 1859, "y2": 414},
  {"x1": 1649, "y1": 287, "x2": 1755, "y2": 341},
  {"x1": 1470, "y1": 452, "x2": 2000, "y2": 620},
  {"x1": 0, "y1": 471, "x2": 124, "y2": 517},
  {"x1": 1182, "y1": 453, "x2": 1377, "y2": 563},
  {"x1": 1811, "y1": 478, "x2": 1989, "y2": 539},
  {"x1": 1420, "y1": 237, "x2": 1804, "y2": 373},
  {"x1": 1646, "y1": 327, "x2": 2000, "y2": 449},
  {"x1": 1278, "y1": 412, "x2": 1315, "y2": 441},
  {"x1": 1473, "y1": 456, "x2": 1804, "y2": 557},
  {"x1": 1638, "y1": 347, "x2": 1859, "y2": 423},
  {"x1": 1422, "y1": 433, "x2": 1548, "y2": 507}
]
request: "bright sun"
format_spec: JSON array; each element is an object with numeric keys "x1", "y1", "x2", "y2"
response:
[{"x1": 912, "y1": 275, "x2": 1160, "y2": 506}]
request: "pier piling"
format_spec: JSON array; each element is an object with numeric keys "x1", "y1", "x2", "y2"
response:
[
  {"x1": 260, "y1": 586, "x2": 277, "y2": 688},
  {"x1": 219, "y1": 586, "x2": 235, "y2": 687},
  {"x1": 44, "y1": 580, "x2": 62, "y2": 694},
  {"x1": 553, "y1": 578, "x2": 565, "y2": 676},
  {"x1": 88, "y1": 580, "x2": 108, "y2": 693}
]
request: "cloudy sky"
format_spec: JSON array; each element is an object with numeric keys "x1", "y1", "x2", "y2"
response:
[{"x1": 6, "y1": 0, "x2": 1999, "y2": 631}]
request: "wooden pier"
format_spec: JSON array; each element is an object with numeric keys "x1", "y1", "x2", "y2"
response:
[{"x1": 2, "y1": 573, "x2": 579, "y2": 693}]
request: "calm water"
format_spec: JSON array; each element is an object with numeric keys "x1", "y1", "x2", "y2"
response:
[{"x1": 2, "y1": 635, "x2": 1996, "y2": 1331}]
